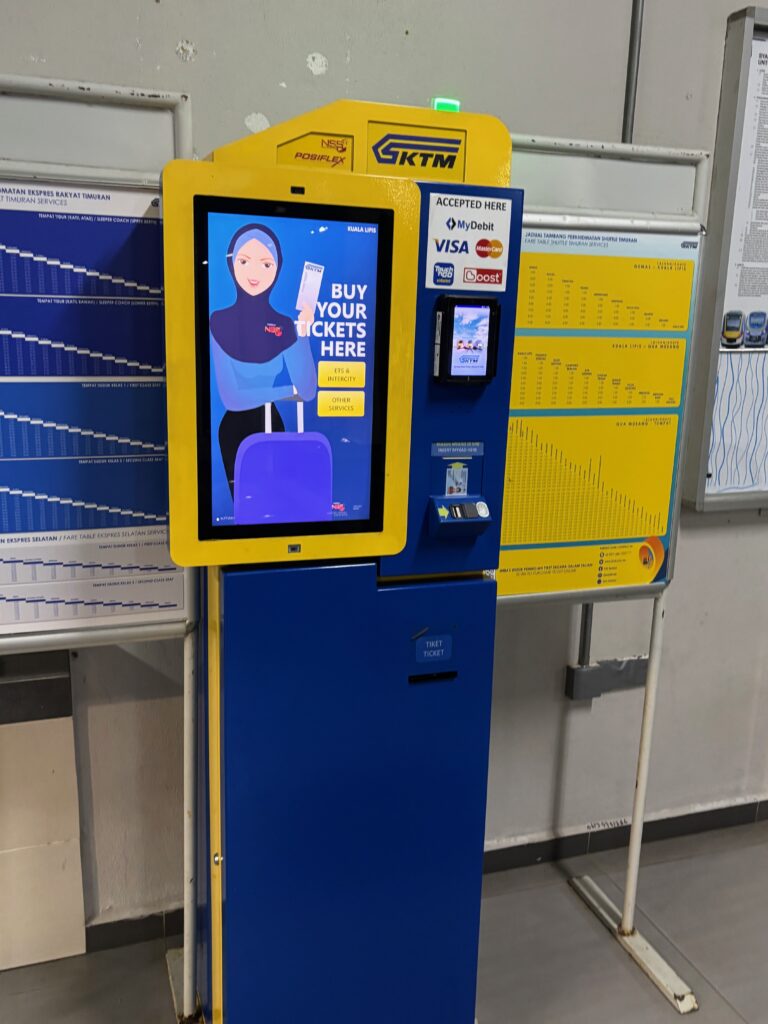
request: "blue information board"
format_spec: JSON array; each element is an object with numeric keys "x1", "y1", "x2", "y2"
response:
[{"x1": 0, "y1": 182, "x2": 183, "y2": 633}]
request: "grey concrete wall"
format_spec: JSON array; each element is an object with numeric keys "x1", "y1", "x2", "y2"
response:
[{"x1": 0, "y1": 0, "x2": 762, "y2": 921}]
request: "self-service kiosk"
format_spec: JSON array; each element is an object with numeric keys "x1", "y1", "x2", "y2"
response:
[{"x1": 162, "y1": 100, "x2": 523, "y2": 1023}]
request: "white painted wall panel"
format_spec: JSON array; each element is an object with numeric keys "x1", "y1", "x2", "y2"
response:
[
  {"x1": 0, "y1": 0, "x2": 763, "y2": 922},
  {"x1": 0, "y1": 719, "x2": 85, "y2": 967},
  {"x1": 70, "y1": 641, "x2": 182, "y2": 924}
]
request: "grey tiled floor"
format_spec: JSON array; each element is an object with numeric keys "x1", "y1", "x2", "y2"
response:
[
  {"x1": 478, "y1": 821, "x2": 768, "y2": 1023},
  {"x1": 0, "y1": 937, "x2": 176, "y2": 1023},
  {"x1": 1, "y1": 822, "x2": 767, "y2": 1022}
]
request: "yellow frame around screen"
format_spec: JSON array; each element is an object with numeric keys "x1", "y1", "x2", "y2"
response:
[{"x1": 162, "y1": 160, "x2": 419, "y2": 567}]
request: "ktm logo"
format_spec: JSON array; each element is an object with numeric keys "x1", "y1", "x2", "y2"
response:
[{"x1": 372, "y1": 133, "x2": 462, "y2": 169}]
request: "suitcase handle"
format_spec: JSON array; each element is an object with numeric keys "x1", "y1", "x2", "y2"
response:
[{"x1": 265, "y1": 397, "x2": 304, "y2": 435}]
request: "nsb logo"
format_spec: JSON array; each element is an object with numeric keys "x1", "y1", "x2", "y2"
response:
[
  {"x1": 434, "y1": 238, "x2": 469, "y2": 254},
  {"x1": 371, "y1": 133, "x2": 462, "y2": 170}
]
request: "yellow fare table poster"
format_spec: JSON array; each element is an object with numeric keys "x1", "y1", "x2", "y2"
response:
[{"x1": 498, "y1": 229, "x2": 699, "y2": 598}]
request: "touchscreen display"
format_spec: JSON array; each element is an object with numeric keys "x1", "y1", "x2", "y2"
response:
[
  {"x1": 194, "y1": 198, "x2": 392, "y2": 539},
  {"x1": 450, "y1": 304, "x2": 491, "y2": 377}
]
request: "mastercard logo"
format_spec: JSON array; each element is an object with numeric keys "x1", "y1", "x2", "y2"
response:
[{"x1": 476, "y1": 238, "x2": 504, "y2": 259}]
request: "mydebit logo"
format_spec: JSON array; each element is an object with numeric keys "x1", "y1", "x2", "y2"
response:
[
  {"x1": 371, "y1": 133, "x2": 462, "y2": 170},
  {"x1": 446, "y1": 217, "x2": 496, "y2": 232}
]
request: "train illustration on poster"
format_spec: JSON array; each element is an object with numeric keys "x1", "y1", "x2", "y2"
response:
[{"x1": 708, "y1": 282, "x2": 768, "y2": 496}]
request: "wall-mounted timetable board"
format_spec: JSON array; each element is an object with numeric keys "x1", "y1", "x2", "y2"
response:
[
  {"x1": 0, "y1": 181, "x2": 185, "y2": 632},
  {"x1": 497, "y1": 227, "x2": 699, "y2": 599},
  {"x1": 0, "y1": 75, "x2": 192, "y2": 638}
]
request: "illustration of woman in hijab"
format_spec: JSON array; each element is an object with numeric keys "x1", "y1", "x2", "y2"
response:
[{"x1": 210, "y1": 223, "x2": 317, "y2": 496}]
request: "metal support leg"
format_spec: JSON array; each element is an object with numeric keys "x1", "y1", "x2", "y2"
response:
[
  {"x1": 622, "y1": 0, "x2": 644, "y2": 143},
  {"x1": 620, "y1": 589, "x2": 665, "y2": 935},
  {"x1": 578, "y1": 602, "x2": 594, "y2": 666},
  {"x1": 570, "y1": 589, "x2": 698, "y2": 1014},
  {"x1": 182, "y1": 626, "x2": 198, "y2": 1019}
]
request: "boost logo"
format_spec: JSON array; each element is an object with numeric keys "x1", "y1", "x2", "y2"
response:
[
  {"x1": 464, "y1": 267, "x2": 503, "y2": 285},
  {"x1": 476, "y1": 238, "x2": 504, "y2": 259}
]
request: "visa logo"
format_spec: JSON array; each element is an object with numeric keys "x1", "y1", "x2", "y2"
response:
[
  {"x1": 434, "y1": 238, "x2": 469, "y2": 254},
  {"x1": 372, "y1": 133, "x2": 462, "y2": 169}
]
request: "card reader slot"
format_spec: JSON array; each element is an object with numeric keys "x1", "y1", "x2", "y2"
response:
[{"x1": 408, "y1": 670, "x2": 458, "y2": 685}]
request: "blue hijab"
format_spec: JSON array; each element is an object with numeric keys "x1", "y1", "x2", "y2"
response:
[{"x1": 209, "y1": 223, "x2": 297, "y2": 364}]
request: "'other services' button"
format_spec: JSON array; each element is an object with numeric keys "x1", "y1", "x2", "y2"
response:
[{"x1": 317, "y1": 390, "x2": 365, "y2": 417}]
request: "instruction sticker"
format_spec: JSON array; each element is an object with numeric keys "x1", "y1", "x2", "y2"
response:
[
  {"x1": 445, "y1": 462, "x2": 468, "y2": 496},
  {"x1": 425, "y1": 192, "x2": 512, "y2": 292}
]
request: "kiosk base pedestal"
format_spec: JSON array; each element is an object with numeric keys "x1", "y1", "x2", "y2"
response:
[{"x1": 201, "y1": 562, "x2": 496, "y2": 1023}]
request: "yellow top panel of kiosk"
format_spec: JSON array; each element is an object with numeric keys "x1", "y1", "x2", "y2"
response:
[{"x1": 210, "y1": 99, "x2": 511, "y2": 186}]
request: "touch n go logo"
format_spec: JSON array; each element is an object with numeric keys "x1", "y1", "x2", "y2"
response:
[
  {"x1": 368, "y1": 125, "x2": 466, "y2": 180},
  {"x1": 433, "y1": 262, "x2": 455, "y2": 286}
]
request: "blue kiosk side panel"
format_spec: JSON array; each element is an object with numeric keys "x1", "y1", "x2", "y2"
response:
[
  {"x1": 380, "y1": 182, "x2": 523, "y2": 580},
  {"x1": 219, "y1": 562, "x2": 496, "y2": 1024}
]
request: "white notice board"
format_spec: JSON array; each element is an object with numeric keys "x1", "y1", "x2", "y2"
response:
[
  {"x1": 708, "y1": 38, "x2": 768, "y2": 496},
  {"x1": 684, "y1": 12, "x2": 768, "y2": 510}
]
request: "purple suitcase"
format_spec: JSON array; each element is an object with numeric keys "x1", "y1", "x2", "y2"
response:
[{"x1": 233, "y1": 401, "x2": 333, "y2": 525}]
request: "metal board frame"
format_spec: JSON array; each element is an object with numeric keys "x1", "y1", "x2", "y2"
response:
[
  {"x1": 500, "y1": 133, "x2": 709, "y2": 603},
  {"x1": 682, "y1": 8, "x2": 768, "y2": 511},
  {"x1": 0, "y1": 75, "x2": 195, "y2": 653}
]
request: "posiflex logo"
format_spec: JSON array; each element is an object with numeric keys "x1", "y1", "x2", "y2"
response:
[{"x1": 372, "y1": 133, "x2": 462, "y2": 170}]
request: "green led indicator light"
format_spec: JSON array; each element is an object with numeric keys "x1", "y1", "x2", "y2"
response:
[{"x1": 431, "y1": 96, "x2": 461, "y2": 113}]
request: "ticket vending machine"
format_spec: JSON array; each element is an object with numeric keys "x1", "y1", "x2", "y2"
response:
[{"x1": 163, "y1": 101, "x2": 523, "y2": 1024}]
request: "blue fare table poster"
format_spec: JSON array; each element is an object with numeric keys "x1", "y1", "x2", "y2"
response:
[{"x1": 0, "y1": 181, "x2": 184, "y2": 633}]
